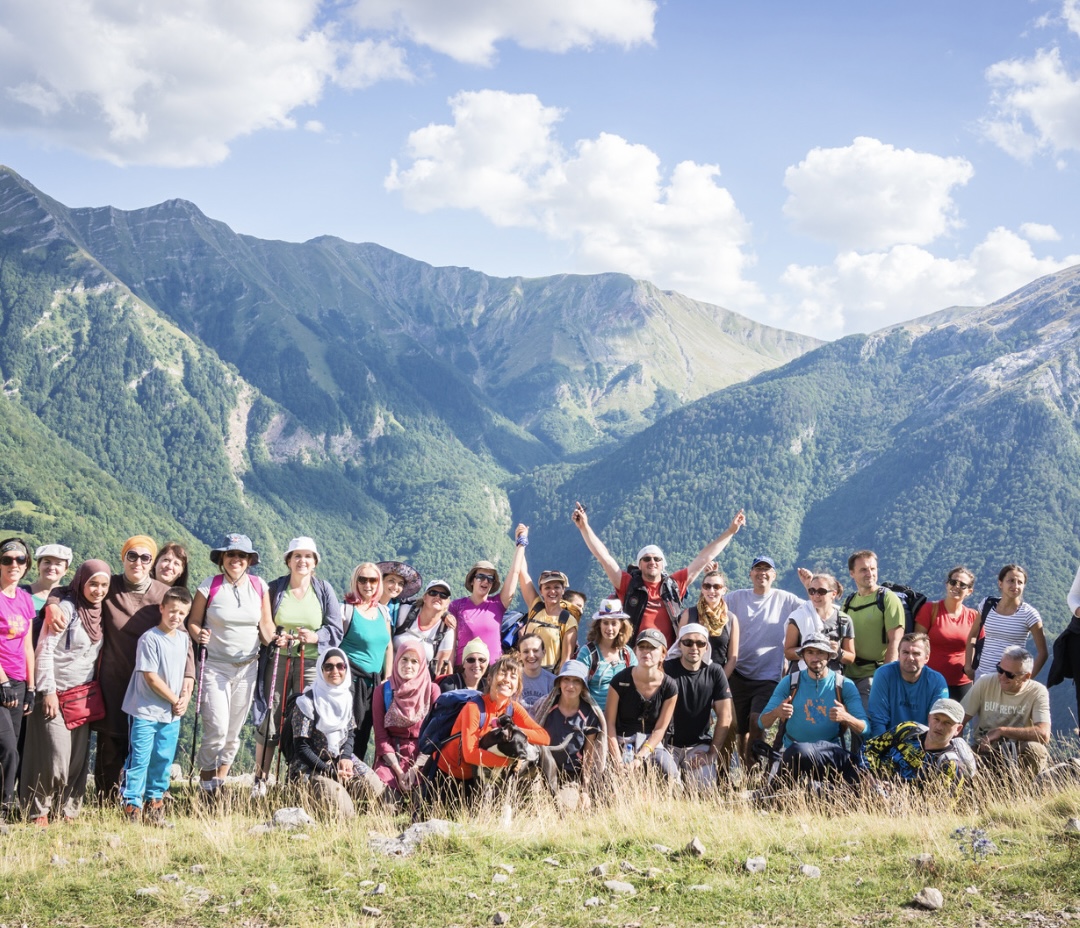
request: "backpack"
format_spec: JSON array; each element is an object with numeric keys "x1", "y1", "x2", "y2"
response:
[
  {"x1": 623, "y1": 566, "x2": 682, "y2": 640},
  {"x1": 415, "y1": 689, "x2": 489, "y2": 778},
  {"x1": 843, "y1": 581, "x2": 926, "y2": 640},
  {"x1": 585, "y1": 642, "x2": 633, "y2": 682},
  {"x1": 970, "y1": 597, "x2": 999, "y2": 672},
  {"x1": 499, "y1": 610, "x2": 526, "y2": 651},
  {"x1": 207, "y1": 572, "x2": 267, "y2": 606}
]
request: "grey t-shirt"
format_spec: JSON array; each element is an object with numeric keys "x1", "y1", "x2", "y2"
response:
[
  {"x1": 521, "y1": 668, "x2": 555, "y2": 716},
  {"x1": 725, "y1": 587, "x2": 802, "y2": 682},
  {"x1": 122, "y1": 626, "x2": 192, "y2": 723}
]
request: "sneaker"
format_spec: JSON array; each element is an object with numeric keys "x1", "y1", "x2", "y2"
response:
[
  {"x1": 250, "y1": 777, "x2": 267, "y2": 800},
  {"x1": 122, "y1": 803, "x2": 142, "y2": 823},
  {"x1": 145, "y1": 799, "x2": 166, "y2": 827},
  {"x1": 31, "y1": 815, "x2": 48, "y2": 828}
]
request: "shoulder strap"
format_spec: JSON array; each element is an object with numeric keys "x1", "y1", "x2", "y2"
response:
[
  {"x1": 978, "y1": 596, "x2": 999, "y2": 627},
  {"x1": 207, "y1": 573, "x2": 224, "y2": 606},
  {"x1": 586, "y1": 642, "x2": 601, "y2": 681},
  {"x1": 249, "y1": 574, "x2": 266, "y2": 598},
  {"x1": 623, "y1": 646, "x2": 633, "y2": 668}
]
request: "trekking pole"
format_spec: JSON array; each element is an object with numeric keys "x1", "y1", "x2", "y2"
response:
[
  {"x1": 189, "y1": 644, "x2": 207, "y2": 779},
  {"x1": 260, "y1": 627, "x2": 283, "y2": 744},
  {"x1": 274, "y1": 640, "x2": 294, "y2": 783}
]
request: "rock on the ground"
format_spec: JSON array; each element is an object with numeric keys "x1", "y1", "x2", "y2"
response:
[
  {"x1": 495, "y1": 863, "x2": 515, "y2": 874},
  {"x1": 272, "y1": 807, "x2": 315, "y2": 829},
  {"x1": 620, "y1": 861, "x2": 641, "y2": 873},
  {"x1": 1066, "y1": 818, "x2": 1080, "y2": 834},
  {"x1": 603, "y1": 880, "x2": 636, "y2": 895},
  {"x1": 369, "y1": 818, "x2": 455, "y2": 857},
  {"x1": 189, "y1": 864, "x2": 206, "y2": 875},
  {"x1": 492, "y1": 873, "x2": 508, "y2": 884},
  {"x1": 50, "y1": 855, "x2": 68, "y2": 867},
  {"x1": 745, "y1": 856, "x2": 767, "y2": 873},
  {"x1": 159, "y1": 873, "x2": 180, "y2": 883},
  {"x1": 542, "y1": 857, "x2": 560, "y2": 866},
  {"x1": 360, "y1": 906, "x2": 382, "y2": 917},
  {"x1": 493, "y1": 913, "x2": 510, "y2": 925},
  {"x1": 135, "y1": 887, "x2": 160, "y2": 897},
  {"x1": 914, "y1": 887, "x2": 944, "y2": 911},
  {"x1": 590, "y1": 864, "x2": 609, "y2": 877},
  {"x1": 584, "y1": 897, "x2": 603, "y2": 907},
  {"x1": 798, "y1": 865, "x2": 821, "y2": 879},
  {"x1": 687, "y1": 837, "x2": 706, "y2": 857},
  {"x1": 651, "y1": 844, "x2": 673, "y2": 855},
  {"x1": 911, "y1": 853, "x2": 936, "y2": 872}
]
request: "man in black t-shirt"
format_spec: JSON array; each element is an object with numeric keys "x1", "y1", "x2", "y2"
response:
[{"x1": 663, "y1": 622, "x2": 733, "y2": 789}]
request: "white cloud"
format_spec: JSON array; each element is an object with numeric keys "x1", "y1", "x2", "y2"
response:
[
  {"x1": 304, "y1": 120, "x2": 326, "y2": 133},
  {"x1": 1020, "y1": 221, "x2": 1061, "y2": 241},
  {"x1": 983, "y1": 46, "x2": 1080, "y2": 160},
  {"x1": 782, "y1": 137, "x2": 974, "y2": 250},
  {"x1": 0, "y1": 0, "x2": 654, "y2": 166},
  {"x1": 780, "y1": 227, "x2": 1080, "y2": 338},
  {"x1": 349, "y1": 0, "x2": 655, "y2": 66},
  {"x1": 386, "y1": 89, "x2": 761, "y2": 307}
]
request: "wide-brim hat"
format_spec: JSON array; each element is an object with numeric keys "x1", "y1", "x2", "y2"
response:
[
  {"x1": 377, "y1": 561, "x2": 422, "y2": 600},
  {"x1": 210, "y1": 532, "x2": 260, "y2": 567},
  {"x1": 465, "y1": 560, "x2": 502, "y2": 595},
  {"x1": 555, "y1": 659, "x2": 589, "y2": 684},
  {"x1": 285, "y1": 536, "x2": 319, "y2": 565}
]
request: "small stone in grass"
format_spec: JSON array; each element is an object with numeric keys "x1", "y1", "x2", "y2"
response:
[
  {"x1": 1066, "y1": 818, "x2": 1080, "y2": 834},
  {"x1": 371, "y1": 883, "x2": 387, "y2": 895},
  {"x1": 687, "y1": 837, "x2": 706, "y2": 857},
  {"x1": 745, "y1": 856, "x2": 767, "y2": 873},
  {"x1": 136, "y1": 887, "x2": 160, "y2": 897},
  {"x1": 914, "y1": 887, "x2": 944, "y2": 911},
  {"x1": 495, "y1": 863, "x2": 515, "y2": 874},
  {"x1": 603, "y1": 880, "x2": 636, "y2": 895},
  {"x1": 590, "y1": 864, "x2": 609, "y2": 877},
  {"x1": 911, "y1": 853, "x2": 936, "y2": 872},
  {"x1": 542, "y1": 857, "x2": 560, "y2": 867},
  {"x1": 50, "y1": 855, "x2": 68, "y2": 867},
  {"x1": 798, "y1": 865, "x2": 821, "y2": 879},
  {"x1": 493, "y1": 912, "x2": 510, "y2": 925},
  {"x1": 584, "y1": 897, "x2": 603, "y2": 907},
  {"x1": 620, "y1": 861, "x2": 641, "y2": 873},
  {"x1": 159, "y1": 873, "x2": 180, "y2": 883},
  {"x1": 360, "y1": 906, "x2": 382, "y2": 917},
  {"x1": 468, "y1": 892, "x2": 478, "y2": 900},
  {"x1": 189, "y1": 864, "x2": 206, "y2": 875},
  {"x1": 651, "y1": 844, "x2": 673, "y2": 855},
  {"x1": 492, "y1": 873, "x2": 509, "y2": 884}
]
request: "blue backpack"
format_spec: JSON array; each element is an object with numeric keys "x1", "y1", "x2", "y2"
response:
[{"x1": 416, "y1": 689, "x2": 509, "y2": 777}]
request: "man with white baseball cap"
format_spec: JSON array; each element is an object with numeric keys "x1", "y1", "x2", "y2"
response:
[{"x1": 663, "y1": 623, "x2": 733, "y2": 789}]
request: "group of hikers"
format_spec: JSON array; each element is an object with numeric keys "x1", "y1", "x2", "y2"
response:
[{"x1": 0, "y1": 501, "x2": 1074, "y2": 826}]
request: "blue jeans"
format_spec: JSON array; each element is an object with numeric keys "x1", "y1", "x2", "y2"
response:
[
  {"x1": 782, "y1": 740, "x2": 860, "y2": 784},
  {"x1": 122, "y1": 717, "x2": 180, "y2": 807}
]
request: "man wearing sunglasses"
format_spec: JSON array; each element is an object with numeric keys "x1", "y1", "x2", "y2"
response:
[
  {"x1": 663, "y1": 623, "x2": 732, "y2": 789},
  {"x1": 572, "y1": 502, "x2": 745, "y2": 648},
  {"x1": 960, "y1": 646, "x2": 1050, "y2": 775}
]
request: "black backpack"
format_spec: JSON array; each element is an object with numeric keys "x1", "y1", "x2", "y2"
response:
[{"x1": 843, "y1": 581, "x2": 927, "y2": 639}]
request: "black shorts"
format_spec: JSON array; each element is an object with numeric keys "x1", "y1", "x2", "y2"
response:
[{"x1": 728, "y1": 671, "x2": 778, "y2": 735}]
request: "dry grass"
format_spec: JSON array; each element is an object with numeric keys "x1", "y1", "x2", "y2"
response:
[{"x1": 3, "y1": 771, "x2": 1080, "y2": 928}]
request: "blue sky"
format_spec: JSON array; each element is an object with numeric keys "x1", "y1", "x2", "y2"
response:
[{"x1": 2, "y1": 0, "x2": 1079, "y2": 338}]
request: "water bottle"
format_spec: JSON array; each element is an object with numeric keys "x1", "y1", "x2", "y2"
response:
[{"x1": 622, "y1": 742, "x2": 635, "y2": 766}]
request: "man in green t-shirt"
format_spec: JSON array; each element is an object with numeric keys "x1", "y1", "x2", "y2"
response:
[{"x1": 844, "y1": 550, "x2": 904, "y2": 712}]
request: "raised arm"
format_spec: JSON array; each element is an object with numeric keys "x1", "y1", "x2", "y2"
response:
[
  {"x1": 518, "y1": 550, "x2": 538, "y2": 607},
  {"x1": 572, "y1": 502, "x2": 622, "y2": 591},
  {"x1": 685, "y1": 510, "x2": 746, "y2": 582},
  {"x1": 499, "y1": 524, "x2": 528, "y2": 609}
]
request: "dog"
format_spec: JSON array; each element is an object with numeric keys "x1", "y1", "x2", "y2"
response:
[{"x1": 478, "y1": 714, "x2": 573, "y2": 795}]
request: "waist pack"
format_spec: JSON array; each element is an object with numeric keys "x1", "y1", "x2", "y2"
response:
[{"x1": 57, "y1": 680, "x2": 105, "y2": 730}]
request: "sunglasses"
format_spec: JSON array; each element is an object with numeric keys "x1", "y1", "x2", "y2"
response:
[
  {"x1": 995, "y1": 663, "x2": 1022, "y2": 680},
  {"x1": 356, "y1": 576, "x2": 380, "y2": 584},
  {"x1": 701, "y1": 583, "x2": 725, "y2": 591},
  {"x1": 474, "y1": 573, "x2": 496, "y2": 584},
  {"x1": 224, "y1": 550, "x2": 250, "y2": 559},
  {"x1": 125, "y1": 551, "x2": 153, "y2": 564},
  {"x1": 427, "y1": 589, "x2": 451, "y2": 599},
  {"x1": 682, "y1": 640, "x2": 708, "y2": 649},
  {"x1": 947, "y1": 578, "x2": 973, "y2": 590},
  {"x1": 323, "y1": 662, "x2": 347, "y2": 672},
  {"x1": 639, "y1": 556, "x2": 662, "y2": 563},
  {"x1": 0, "y1": 555, "x2": 27, "y2": 566},
  {"x1": 807, "y1": 587, "x2": 833, "y2": 596},
  {"x1": 464, "y1": 657, "x2": 488, "y2": 665}
]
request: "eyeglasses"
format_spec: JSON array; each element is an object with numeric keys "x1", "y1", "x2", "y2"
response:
[
  {"x1": 682, "y1": 640, "x2": 707, "y2": 649},
  {"x1": 125, "y1": 551, "x2": 153, "y2": 564},
  {"x1": 639, "y1": 556, "x2": 662, "y2": 563},
  {"x1": 323, "y1": 662, "x2": 347, "y2": 672},
  {"x1": 474, "y1": 574, "x2": 496, "y2": 584},
  {"x1": 995, "y1": 664, "x2": 1022, "y2": 680},
  {"x1": 0, "y1": 555, "x2": 27, "y2": 566},
  {"x1": 427, "y1": 589, "x2": 450, "y2": 600},
  {"x1": 947, "y1": 578, "x2": 973, "y2": 590},
  {"x1": 464, "y1": 657, "x2": 488, "y2": 665},
  {"x1": 807, "y1": 587, "x2": 833, "y2": 596},
  {"x1": 701, "y1": 583, "x2": 725, "y2": 591},
  {"x1": 356, "y1": 576, "x2": 380, "y2": 584}
]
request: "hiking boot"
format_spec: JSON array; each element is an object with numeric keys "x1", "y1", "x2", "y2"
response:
[
  {"x1": 145, "y1": 799, "x2": 166, "y2": 827},
  {"x1": 122, "y1": 803, "x2": 142, "y2": 823},
  {"x1": 250, "y1": 777, "x2": 267, "y2": 800}
]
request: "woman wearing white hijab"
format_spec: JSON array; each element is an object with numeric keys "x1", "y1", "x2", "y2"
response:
[{"x1": 288, "y1": 648, "x2": 383, "y2": 810}]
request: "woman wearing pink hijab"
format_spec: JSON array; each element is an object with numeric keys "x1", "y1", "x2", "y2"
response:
[{"x1": 372, "y1": 640, "x2": 440, "y2": 799}]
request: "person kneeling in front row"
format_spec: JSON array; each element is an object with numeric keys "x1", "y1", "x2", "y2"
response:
[
  {"x1": 862, "y1": 698, "x2": 976, "y2": 789},
  {"x1": 757, "y1": 634, "x2": 867, "y2": 784}
]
